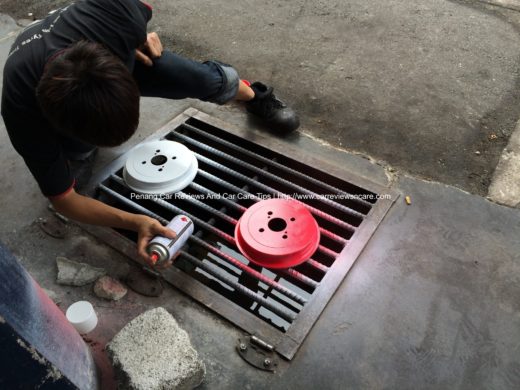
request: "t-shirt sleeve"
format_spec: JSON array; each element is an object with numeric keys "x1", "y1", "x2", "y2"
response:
[
  {"x1": 69, "y1": 0, "x2": 153, "y2": 70},
  {"x1": 111, "y1": 0, "x2": 153, "y2": 34},
  {"x1": 1, "y1": 102, "x2": 75, "y2": 198},
  {"x1": 87, "y1": 0, "x2": 152, "y2": 40}
]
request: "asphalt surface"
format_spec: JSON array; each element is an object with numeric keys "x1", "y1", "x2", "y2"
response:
[{"x1": 1, "y1": 0, "x2": 520, "y2": 197}]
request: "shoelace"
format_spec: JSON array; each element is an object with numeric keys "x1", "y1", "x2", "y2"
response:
[{"x1": 262, "y1": 93, "x2": 286, "y2": 115}]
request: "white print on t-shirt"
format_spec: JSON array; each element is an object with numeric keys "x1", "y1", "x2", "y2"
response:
[
  {"x1": 7, "y1": 5, "x2": 71, "y2": 59},
  {"x1": 20, "y1": 33, "x2": 43, "y2": 46}
]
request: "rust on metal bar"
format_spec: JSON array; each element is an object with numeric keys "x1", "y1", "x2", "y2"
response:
[
  {"x1": 196, "y1": 168, "x2": 356, "y2": 237},
  {"x1": 101, "y1": 180, "x2": 308, "y2": 305},
  {"x1": 180, "y1": 122, "x2": 373, "y2": 209},
  {"x1": 171, "y1": 130, "x2": 367, "y2": 219}
]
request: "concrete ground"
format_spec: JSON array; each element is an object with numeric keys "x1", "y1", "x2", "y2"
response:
[
  {"x1": 1, "y1": 2, "x2": 520, "y2": 390},
  {"x1": 2, "y1": 0, "x2": 520, "y2": 198}
]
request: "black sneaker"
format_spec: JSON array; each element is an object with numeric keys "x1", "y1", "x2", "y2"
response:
[{"x1": 246, "y1": 82, "x2": 300, "y2": 134}]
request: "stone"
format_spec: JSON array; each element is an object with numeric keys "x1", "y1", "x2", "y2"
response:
[
  {"x1": 107, "y1": 307, "x2": 205, "y2": 390},
  {"x1": 93, "y1": 276, "x2": 127, "y2": 301},
  {"x1": 56, "y1": 257, "x2": 106, "y2": 287}
]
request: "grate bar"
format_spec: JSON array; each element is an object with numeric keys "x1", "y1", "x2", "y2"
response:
[
  {"x1": 99, "y1": 184, "x2": 304, "y2": 315},
  {"x1": 111, "y1": 174, "x2": 239, "y2": 225},
  {"x1": 194, "y1": 168, "x2": 348, "y2": 246},
  {"x1": 191, "y1": 236, "x2": 307, "y2": 305},
  {"x1": 179, "y1": 252, "x2": 297, "y2": 322},
  {"x1": 194, "y1": 169, "x2": 349, "y2": 259},
  {"x1": 192, "y1": 181, "x2": 344, "y2": 257},
  {"x1": 99, "y1": 184, "x2": 168, "y2": 224},
  {"x1": 181, "y1": 122, "x2": 373, "y2": 208},
  {"x1": 197, "y1": 168, "x2": 354, "y2": 239},
  {"x1": 195, "y1": 159, "x2": 356, "y2": 232},
  {"x1": 172, "y1": 131, "x2": 366, "y2": 220},
  {"x1": 150, "y1": 194, "x2": 320, "y2": 289},
  {"x1": 188, "y1": 182, "x2": 247, "y2": 212},
  {"x1": 104, "y1": 180, "x2": 314, "y2": 301},
  {"x1": 305, "y1": 259, "x2": 329, "y2": 273},
  {"x1": 180, "y1": 191, "x2": 237, "y2": 224},
  {"x1": 317, "y1": 245, "x2": 339, "y2": 259},
  {"x1": 152, "y1": 196, "x2": 235, "y2": 244},
  {"x1": 114, "y1": 174, "x2": 334, "y2": 272},
  {"x1": 315, "y1": 227, "x2": 348, "y2": 246},
  {"x1": 283, "y1": 269, "x2": 319, "y2": 289},
  {"x1": 179, "y1": 191, "x2": 237, "y2": 224},
  {"x1": 102, "y1": 182, "x2": 234, "y2": 246},
  {"x1": 108, "y1": 177, "x2": 322, "y2": 289}
]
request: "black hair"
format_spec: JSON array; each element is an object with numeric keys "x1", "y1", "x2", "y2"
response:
[{"x1": 37, "y1": 41, "x2": 140, "y2": 147}]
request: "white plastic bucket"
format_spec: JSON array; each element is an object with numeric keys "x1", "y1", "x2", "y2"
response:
[{"x1": 66, "y1": 301, "x2": 98, "y2": 334}]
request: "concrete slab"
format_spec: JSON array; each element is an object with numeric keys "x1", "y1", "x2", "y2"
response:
[
  {"x1": 106, "y1": 307, "x2": 205, "y2": 390},
  {"x1": 282, "y1": 175, "x2": 520, "y2": 390}
]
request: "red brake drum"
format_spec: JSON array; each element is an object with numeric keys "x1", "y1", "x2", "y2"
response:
[{"x1": 235, "y1": 198, "x2": 320, "y2": 269}]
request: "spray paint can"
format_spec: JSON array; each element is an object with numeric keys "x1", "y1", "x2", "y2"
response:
[{"x1": 146, "y1": 215, "x2": 194, "y2": 266}]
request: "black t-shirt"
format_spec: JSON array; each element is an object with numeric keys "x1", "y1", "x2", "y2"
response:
[{"x1": 1, "y1": 0, "x2": 152, "y2": 197}]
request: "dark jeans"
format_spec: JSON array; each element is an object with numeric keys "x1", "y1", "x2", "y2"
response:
[
  {"x1": 134, "y1": 50, "x2": 239, "y2": 103},
  {"x1": 63, "y1": 50, "x2": 239, "y2": 159}
]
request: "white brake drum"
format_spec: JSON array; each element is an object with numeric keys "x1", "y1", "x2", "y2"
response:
[{"x1": 123, "y1": 140, "x2": 198, "y2": 194}]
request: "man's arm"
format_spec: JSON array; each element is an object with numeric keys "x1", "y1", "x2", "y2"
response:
[{"x1": 50, "y1": 189, "x2": 175, "y2": 264}]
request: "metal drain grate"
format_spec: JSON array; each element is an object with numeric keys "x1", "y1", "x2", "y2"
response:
[{"x1": 83, "y1": 109, "x2": 397, "y2": 360}]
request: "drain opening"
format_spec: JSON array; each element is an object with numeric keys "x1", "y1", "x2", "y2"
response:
[{"x1": 86, "y1": 110, "x2": 396, "y2": 360}]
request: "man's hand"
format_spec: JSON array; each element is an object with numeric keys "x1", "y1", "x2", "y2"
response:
[
  {"x1": 134, "y1": 215, "x2": 176, "y2": 266},
  {"x1": 136, "y1": 32, "x2": 163, "y2": 66},
  {"x1": 50, "y1": 190, "x2": 177, "y2": 268}
]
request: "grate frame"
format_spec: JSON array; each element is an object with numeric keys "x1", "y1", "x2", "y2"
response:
[{"x1": 81, "y1": 108, "x2": 398, "y2": 360}]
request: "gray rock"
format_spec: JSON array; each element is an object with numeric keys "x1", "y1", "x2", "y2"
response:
[
  {"x1": 56, "y1": 257, "x2": 106, "y2": 286},
  {"x1": 93, "y1": 276, "x2": 127, "y2": 301},
  {"x1": 107, "y1": 307, "x2": 205, "y2": 390}
]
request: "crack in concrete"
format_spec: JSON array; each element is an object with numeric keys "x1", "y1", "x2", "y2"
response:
[
  {"x1": 477, "y1": 0, "x2": 520, "y2": 12},
  {"x1": 299, "y1": 130, "x2": 399, "y2": 186},
  {"x1": 488, "y1": 119, "x2": 520, "y2": 207}
]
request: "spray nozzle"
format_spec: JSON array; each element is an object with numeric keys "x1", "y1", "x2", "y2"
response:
[{"x1": 150, "y1": 253, "x2": 159, "y2": 264}]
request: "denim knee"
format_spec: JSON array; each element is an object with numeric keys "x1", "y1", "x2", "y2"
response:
[{"x1": 203, "y1": 61, "x2": 240, "y2": 105}]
